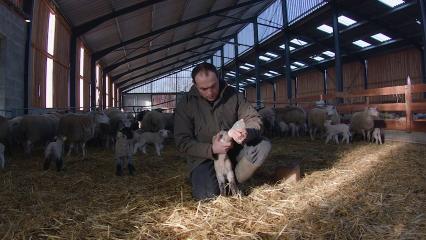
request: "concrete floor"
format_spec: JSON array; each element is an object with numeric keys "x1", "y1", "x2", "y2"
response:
[{"x1": 384, "y1": 130, "x2": 426, "y2": 144}]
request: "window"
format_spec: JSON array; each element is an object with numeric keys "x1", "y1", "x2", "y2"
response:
[
  {"x1": 371, "y1": 33, "x2": 391, "y2": 42},
  {"x1": 96, "y1": 64, "x2": 100, "y2": 107},
  {"x1": 79, "y1": 47, "x2": 84, "y2": 110},
  {"x1": 258, "y1": 0, "x2": 283, "y2": 42},
  {"x1": 112, "y1": 83, "x2": 116, "y2": 107},
  {"x1": 223, "y1": 39, "x2": 235, "y2": 65},
  {"x1": 238, "y1": 23, "x2": 254, "y2": 54},
  {"x1": 352, "y1": 40, "x2": 371, "y2": 48},
  {"x1": 317, "y1": 24, "x2": 333, "y2": 34},
  {"x1": 338, "y1": 15, "x2": 356, "y2": 26},
  {"x1": 45, "y1": 12, "x2": 56, "y2": 108},
  {"x1": 377, "y1": 0, "x2": 405, "y2": 8},
  {"x1": 106, "y1": 75, "x2": 109, "y2": 108}
]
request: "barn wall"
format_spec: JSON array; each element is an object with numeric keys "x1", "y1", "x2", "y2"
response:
[
  {"x1": 0, "y1": 2, "x2": 26, "y2": 116},
  {"x1": 31, "y1": 0, "x2": 71, "y2": 109}
]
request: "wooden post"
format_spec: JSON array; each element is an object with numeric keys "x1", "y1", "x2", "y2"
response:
[{"x1": 405, "y1": 76, "x2": 413, "y2": 132}]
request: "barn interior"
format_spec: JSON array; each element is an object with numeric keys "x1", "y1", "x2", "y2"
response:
[{"x1": 0, "y1": 0, "x2": 426, "y2": 239}]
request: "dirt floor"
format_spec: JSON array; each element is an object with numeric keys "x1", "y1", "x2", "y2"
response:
[{"x1": 0, "y1": 137, "x2": 425, "y2": 239}]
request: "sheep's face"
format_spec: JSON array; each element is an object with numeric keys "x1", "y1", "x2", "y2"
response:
[
  {"x1": 324, "y1": 120, "x2": 332, "y2": 126},
  {"x1": 159, "y1": 129, "x2": 169, "y2": 138},
  {"x1": 325, "y1": 105, "x2": 337, "y2": 116},
  {"x1": 367, "y1": 107, "x2": 379, "y2": 118},
  {"x1": 218, "y1": 130, "x2": 232, "y2": 143}
]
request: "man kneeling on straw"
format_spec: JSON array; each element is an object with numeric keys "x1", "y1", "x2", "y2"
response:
[{"x1": 174, "y1": 63, "x2": 271, "y2": 200}]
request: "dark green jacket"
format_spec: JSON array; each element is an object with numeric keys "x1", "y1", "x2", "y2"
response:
[{"x1": 174, "y1": 81, "x2": 263, "y2": 172}]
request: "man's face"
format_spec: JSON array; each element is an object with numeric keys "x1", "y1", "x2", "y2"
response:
[{"x1": 194, "y1": 70, "x2": 220, "y2": 102}]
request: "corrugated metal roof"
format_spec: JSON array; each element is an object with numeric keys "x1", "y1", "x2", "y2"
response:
[{"x1": 54, "y1": 0, "x2": 275, "y2": 89}]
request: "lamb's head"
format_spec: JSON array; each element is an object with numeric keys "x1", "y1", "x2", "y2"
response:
[
  {"x1": 367, "y1": 107, "x2": 379, "y2": 118},
  {"x1": 324, "y1": 119, "x2": 332, "y2": 126},
  {"x1": 158, "y1": 129, "x2": 169, "y2": 138},
  {"x1": 325, "y1": 105, "x2": 337, "y2": 116},
  {"x1": 218, "y1": 130, "x2": 233, "y2": 143}
]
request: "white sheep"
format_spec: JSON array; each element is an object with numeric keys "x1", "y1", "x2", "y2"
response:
[
  {"x1": 289, "y1": 122, "x2": 299, "y2": 137},
  {"x1": 350, "y1": 107, "x2": 379, "y2": 141},
  {"x1": 44, "y1": 136, "x2": 66, "y2": 171},
  {"x1": 0, "y1": 143, "x2": 5, "y2": 169},
  {"x1": 115, "y1": 129, "x2": 135, "y2": 176},
  {"x1": 324, "y1": 120, "x2": 351, "y2": 144},
  {"x1": 371, "y1": 128, "x2": 383, "y2": 144},
  {"x1": 133, "y1": 129, "x2": 169, "y2": 156},
  {"x1": 213, "y1": 119, "x2": 244, "y2": 196}
]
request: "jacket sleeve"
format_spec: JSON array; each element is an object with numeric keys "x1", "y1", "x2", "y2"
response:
[
  {"x1": 174, "y1": 100, "x2": 215, "y2": 160},
  {"x1": 236, "y1": 93, "x2": 263, "y2": 142}
]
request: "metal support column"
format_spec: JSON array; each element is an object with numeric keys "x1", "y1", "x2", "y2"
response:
[
  {"x1": 420, "y1": 0, "x2": 426, "y2": 97},
  {"x1": 102, "y1": 73, "x2": 107, "y2": 109},
  {"x1": 253, "y1": 18, "x2": 261, "y2": 109},
  {"x1": 234, "y1": 35, "x2": 240, "y2": 90},
  {"x1": 69, "y1": 34, "x2": 77, "y2": 111},
  {"x1": 23, "y1": 0, "x2": 34, "y2": 114},
  {"x1": 363, "y1": 59, "x2": 368, "y2": 89},
  {"x1": 333, "y1": 0, "x2": 343, "y2": 103},
  {"x1": 281, "y1": 0, "x2": 292, "y2": 103},
  {"x1": 323, "y1": 69, "x2": 328, "y2": 96},
  {"x1": 220, "y1": 47, "x2": 225, "y2": 80}
]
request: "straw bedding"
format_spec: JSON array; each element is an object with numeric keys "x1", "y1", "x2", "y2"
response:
[{"x1": 0, "y1": 137, "x2": 425, "y2": 239}]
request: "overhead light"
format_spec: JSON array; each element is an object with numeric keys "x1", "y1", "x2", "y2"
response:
[
  {"x1": 264, "y1": 73, "x2": 273, "y2": 77},
  {"x1": 290, "y1": 65, "x2": 297, "y2": 70},
  {"x1": 371, "y1": 33, "x2": 391, "y2": 42},
  {"x1": 226, "y1": 72, "x2": 236, "y2": 77},
  {"x1": 259, "y1": 55, "x2": 272, "y2": 61},
  {"x1": 293, "y1": 61, "x2": 305, "y2": 67},
  {"x1": 279, "y1": 44, "x2": 295, "y2": 51},
  {"x1": 290, "y1": 38, "x2": 307, "y2": 46},
  {"x1": 338, "y1": 15, "x2": 356, "y2": 26},
  {"x1": 239, "y1": 65, "x2": 251, "y2": 70},
  {"x1": 244, "y1": 63, "x2": 255, "y2": 68},
  {"x1": 265, "y1": 52, "x2": 279, "y2": 58},
  {"x1": 416, "y1": 19, "x2": 421, "y2": 25},
  {"x1": 317, "y1": 24, "x2": 333, "y2": 34},
  {"x1": 322, "y1": 50, "x2": 335, "y2": 57},
  {"x1": 311, "y1": 56, "x2": 325, "y2": 61},
  {"x1": 229, "y1": 71, "x2": 236, "y2": 74},
  {"x1": 25, "y1": 19, "x2": 31, "y2": 23},
  {"x1": 377, "y1": 0, "x2": 405, "y2": 8},
  {"x1": 269, "y1": 70, "x2": 279, "y2": 75},
  {"x1": 353, "y1": 40, "x2": 372, "y2": 48},
  {"x1": 247, "y1": 78, "x2": 256, "y2": 83}
]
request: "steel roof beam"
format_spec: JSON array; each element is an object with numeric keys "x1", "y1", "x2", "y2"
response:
[
  {"x1": 93, "y1": 0, "x2": 265, "y2": 59},
  {"x1": 74, "y1": 0, "x2": 166, "y2": 36}
]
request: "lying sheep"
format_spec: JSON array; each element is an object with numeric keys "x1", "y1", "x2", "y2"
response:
[
  {"x1": 324, "y1": 120, "x2": 351, "y2": 144},
  {"x1": 308, "y1": 105, "x2": 340, "y2": 140},
  {"x1": 350, "y1": 107, "x2": 379, "y2": 141},
  {"x1": 213, "y1": 119, "x2": 244, "y2": 196},
  {"x1": 133, "y1": 129, "x2": 169, "y2": 157},
  {"x1": 115, "y1": 128, "x2": 135, "y2": 176},
  {"x1": 44, "y1": 136, "x2": 66, "y2": 171},
  {"x1": 0, "y1": 143, "x2": 5, "y2": 169}
]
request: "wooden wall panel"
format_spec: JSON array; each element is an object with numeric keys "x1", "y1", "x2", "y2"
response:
[
  {"x1": 297, "y1": 70, "x2": 323, "y2": 98},
  {"x1": 53, "y1": 16, "x2": 70, "y2": 109},
  {"x1": 275, "y1": 77, "x2": 289, "y2": 107},
  {"x1": 368, "y1": 48, "x2": 423, "y2": 103},
  {"x1": 31, "y1": 0, "x2": 49, "y2": 108}
]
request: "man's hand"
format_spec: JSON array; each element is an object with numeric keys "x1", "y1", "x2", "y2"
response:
[
  {"x1": 228, "y1": 128, "x2": 248, "y2": 144},
  {"x1": 211, "y1": 133, "x2": 233, "y2": 154}
]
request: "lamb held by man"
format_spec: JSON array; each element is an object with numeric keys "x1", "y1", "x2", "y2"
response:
[{"x1": 212, "y1": 119, "x2": 245, "y2": 196}]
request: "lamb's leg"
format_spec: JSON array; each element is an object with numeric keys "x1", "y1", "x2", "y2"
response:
[
  {"x1": 309, "y1": 128, "x2": 315, "y2": 140},
  {"x1": 224, "y1": 158, "x2": 239, "y2": 196},
  {"x1": 0, "y1": 153, "x2": 4, "y2": 169},
  {"x1": 378, "y1": 134, "x2": 382, "y2": 144},
  {"x1": 334, "y1": 135, "x2": 339, "y2": 144},
  {"x1": 25, "y1": 140, "x2": 32, "y2": 155},
  {"x1": 81, "y1": 142, "x2": 87, "y2": 159},
  {"x1": 116, "y1": 157, "x2": 123, "y2": 176},
  {"x1": 67, "y1": 143, "x2": 74, "y2": 157},
  {"x1": 361, "y1": 130, "x2": 366, "y2": 141},
  {"x1": 214, "y1": 156, "x2": 227, "y2": 196},
  {"x1": 128, "y1": 155, "x2": 135, "y2": 175},
  {"x1": 142, "y1": 144, "x2": 147, "y2": 154},
  {"x1": 56, "y1": 157, "x2": 63, "y2": 171},
  {"x1": 325, "y1": 134, "x2": 331, "y2": 144},
  {"x1": 43, "y1": 156, "x2": 51, "y2": 170},
  {"x1": 155, "y1": 143, "x2": 161, "y2": 157}
]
